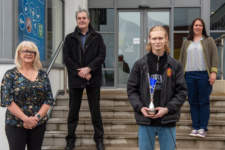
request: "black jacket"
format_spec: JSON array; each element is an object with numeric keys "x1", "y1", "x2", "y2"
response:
[
  {"x1": 63, "y1": 25, "x2": 106, "y2": 88},
  {"x1": 127, "y1": 54, "x2": 187, "y2": 125}
]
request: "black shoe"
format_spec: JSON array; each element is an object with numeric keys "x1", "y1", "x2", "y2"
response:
[
  {"x1": 96, "y1": 141, "x2": 105, "y2": 150},
  {"x1": 65, "y1": 143, "x2": 75, "y2": 150}
]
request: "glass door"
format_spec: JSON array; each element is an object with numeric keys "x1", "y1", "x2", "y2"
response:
[
  {"x1": 117, "y1": 9, "x2": 170, "y2": 87},
  {"x1": 117, "y1": 11, "x2": 141, "y2": 87},
  {"x1": 144, "y1": 10, "x2": 170, "y2": 55}
]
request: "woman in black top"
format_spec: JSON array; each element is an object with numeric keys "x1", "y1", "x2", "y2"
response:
[{"x1": 1, "y1": 41, "x2": 54, "y2": 150}]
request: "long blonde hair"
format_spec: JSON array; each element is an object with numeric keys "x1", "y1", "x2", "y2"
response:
[
  {"x1": 145, "y1": 26, "x2": 170, "y2": 54},
  {"x1": 15, "y1": 41, "x2": 42, "y2": 70}
]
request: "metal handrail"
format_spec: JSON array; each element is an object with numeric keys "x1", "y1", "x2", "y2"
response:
[
  {"x1": 215, "y1": 34, "x2": 225, "y2": 42},
  {"x1": 215, "y1": 34, "x2": 225, "y2": 80},
  {"x1": 47, "y1": 90, "x2": 64, "y2": 118},
  {"x1": 46, "y1": 41, "x2": 64, "y2": 74},
  {"x1": 46, "y1": 41, "x2": 66, "y2": 118}
]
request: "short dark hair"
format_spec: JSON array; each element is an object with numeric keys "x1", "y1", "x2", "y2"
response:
[
  {"x1": 187, "y1": 18, "x2": 208, "y2": 41},
  {"x1": 75, "y1": 9, "x2": 90, "y2": 20}
]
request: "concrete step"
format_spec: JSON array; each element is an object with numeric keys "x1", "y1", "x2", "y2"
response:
[
  {"x1": 42, "y1": 146, "x2": 140, "y2": 150},
  {"x1": 46, "y1": 118, "x2": 225, "y2": 135},
  {"x1": 51, "y1": 106, "x2": 134, "y2": 119},
  {"x1": 56, "y1": 93, "x2": 225, "y2": 108},
  {"x1": 176, "y1": 120, "x2": 225, "y2": 134},
  {"x1": 58, "y1": 90, "x2": 225, "y2": 99},
  {"x1": 43, "y1": 131, "x2": 225, "y2": 149},
  {"x1": 43, "y1": 131, "x2": 138, "y2": 148},
  {"x1": 56, "y1": 95, "x2": 131, "y2": 107},
  {"x1": 51, "y1": 106, "x2": 225, "y2": 121},
  {"x1": 43, "y1": 91, "x2": 225, "y2": 150},
  {"x1": 180, "y1": 107, "x2": 225, "y2": 120},
  {"x1": 42, "y1": 146, "x2": 225, "y2": 150}
]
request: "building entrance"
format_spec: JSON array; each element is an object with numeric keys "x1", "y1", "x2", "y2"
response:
[{"x1": 117, "y1": 9, "x2": 170, "y2": 87}]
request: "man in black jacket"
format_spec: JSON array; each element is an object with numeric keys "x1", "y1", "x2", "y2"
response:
[
  {"x1": 63, "y1": 9, "x2": 106, "y2": 150},
  {"x1": 127, "y1": 26, "x2": 187, "y2": 150}
]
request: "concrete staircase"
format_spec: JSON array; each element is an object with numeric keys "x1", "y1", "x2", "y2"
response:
[{"x1": 42, "y1": 89, "x2": 225, "y2": 150}]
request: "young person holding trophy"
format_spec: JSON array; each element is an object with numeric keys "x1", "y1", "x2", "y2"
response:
[{"x1": 127, "y1": 26, "x2": 187, "y2": 150}]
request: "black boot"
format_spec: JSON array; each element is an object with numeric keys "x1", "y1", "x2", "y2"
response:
[
  {"x1": 96, "y1": 141, "x2": 105, "y2": 150},
  {"x1": 65, "y1": 142, "x2": 75, "y2": 150}
]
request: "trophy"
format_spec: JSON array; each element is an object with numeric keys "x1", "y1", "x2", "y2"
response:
[{"x1": 147, "y1": 73, "x2": 157, "y2": 115}]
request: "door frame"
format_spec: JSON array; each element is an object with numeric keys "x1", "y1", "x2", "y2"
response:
[{"x1": 116, "y1": 9, "x2": 171, "y2": 88}]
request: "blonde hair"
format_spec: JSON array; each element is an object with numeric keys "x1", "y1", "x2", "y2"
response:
[
  {"x1": 145, "y1": 26, "x2": 170, "y2": 54},
  {"x1": 15, "y1": 41, "x2": 42, "y2": 70}
]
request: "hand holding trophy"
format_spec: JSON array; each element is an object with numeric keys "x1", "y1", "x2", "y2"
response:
[{"x1": 148, "y1": 73, "x2": 157, "y2": 115}]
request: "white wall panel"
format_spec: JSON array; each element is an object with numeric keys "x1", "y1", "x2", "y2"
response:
[
  {"x1": 64, "y1": 0, "x2": 88, "y2": 36},
  {"x1": 88, "y1": 0, "x2": 114, "y2": 8},
  {"x1": 174, "y1": 0, "x2": 201, "y2": 6}
]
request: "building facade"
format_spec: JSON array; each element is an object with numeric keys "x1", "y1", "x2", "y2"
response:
[
  {"x1": 0, "y1": 0, "x2": 225, "y2": 149},
  {"x1": 88, "y1": 0, "x2": 225, "y2": 88}
]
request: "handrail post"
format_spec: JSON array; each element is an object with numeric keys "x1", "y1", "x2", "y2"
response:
[
  {"x1": 221, "y1": 38, "x2": 224, "y2": 80},
  {"x1": 64, "y1": 65, "x2": 67, "y2": 94},
  {"x1": 215, "y1": 34, "x2": 225, "y2": 80}
]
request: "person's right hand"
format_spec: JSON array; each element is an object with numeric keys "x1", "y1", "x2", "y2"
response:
[
  {"x1": 85, "y1": 73, "x2": 92, "y2": 80},
  {"x1": 140, "y1": 107, "x2": 151, "y2": 117}
]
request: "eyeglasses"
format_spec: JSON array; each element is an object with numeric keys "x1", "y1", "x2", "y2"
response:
[{"x1": 20, "y1": 50, "x2": 36, "y2": 55}]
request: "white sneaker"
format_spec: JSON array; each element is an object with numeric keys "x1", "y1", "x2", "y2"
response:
[
  {"x1": 189, "y1": 129, "x2": 198, "y2": 136},
  {"x1": 196, "y1": 129, "x2": 207, "y2": 138}
]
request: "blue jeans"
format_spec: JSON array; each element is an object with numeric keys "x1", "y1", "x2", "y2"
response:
[
  {"x1": 138, "y1": 125, "x2": 176, "y2": 150},
  {"x1": 185, "y1": 71, "x2": 212, "y2": 131}
]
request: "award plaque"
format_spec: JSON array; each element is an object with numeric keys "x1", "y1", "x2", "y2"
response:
[{"x1": 147, "y1": 73, "x2": 157, "y2": 115}]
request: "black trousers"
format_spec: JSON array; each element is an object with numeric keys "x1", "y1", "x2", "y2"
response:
[
  {"x1": 5, "y1": 123, "x2": 46, "y2": 150},
  {"x1": 66, "y1": 87, "x2": 104, "y2": 144}
]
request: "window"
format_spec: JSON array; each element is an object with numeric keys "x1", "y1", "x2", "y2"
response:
[
  {"x1": 173, "y1": 7, "x2": 200, "y2": 60},
  {"x1": 174, "y1": 33, "x2": 188, "y2": 60},
  {"x1": 90, "y1": 9, "x2": 114, "y2": 32},
  {"x1": 174, "y1": 8, "x2": 200, "y2": 31},
  {"x1": 89, "y1": 9, "x2": 115, "y2": 87},
  {"x1": 210, "y1": 0, "x2": 225, "y2": 79},
  {"x1": 46, "y1": 0, "x2": 64, "y2": 64},
  {"x1": 210, "y1": 0, "x2": 225, "y2": 30}
]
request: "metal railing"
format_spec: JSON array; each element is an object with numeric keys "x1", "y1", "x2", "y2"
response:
[
  {"x1": 47, "y1": 89, "x2": 64, "y2": 118},
  {"x1": 215, "y1": 34, "x2": 225, "y2": 80},
  {"x1": 46, "y1": 41, "x2": 64, "y2": 74},
  {"x1": 46, "y1": 41, "x2": 66, "y2": 118}
]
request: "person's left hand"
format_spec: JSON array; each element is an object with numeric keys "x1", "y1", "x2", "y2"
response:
[
  {"x1": 23, "y1": 122, "x2": 32, "y2": 129},
  {"x1": 23, "y1": 116, "x2": 38, "y2": 129},
  {"x1": 149, "y1": 107, "x2": 169, "y2": 119},
  {"x1": 209, "y1": 72, "x2": 217, "y2": 85},
  {"x1": 77, "y1": 67, "x2": 91, "y2": 78}
]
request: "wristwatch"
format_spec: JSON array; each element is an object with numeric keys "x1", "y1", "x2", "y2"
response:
[{"x1": 36, "y1": 114, "x2": 41, "y2": 120}]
